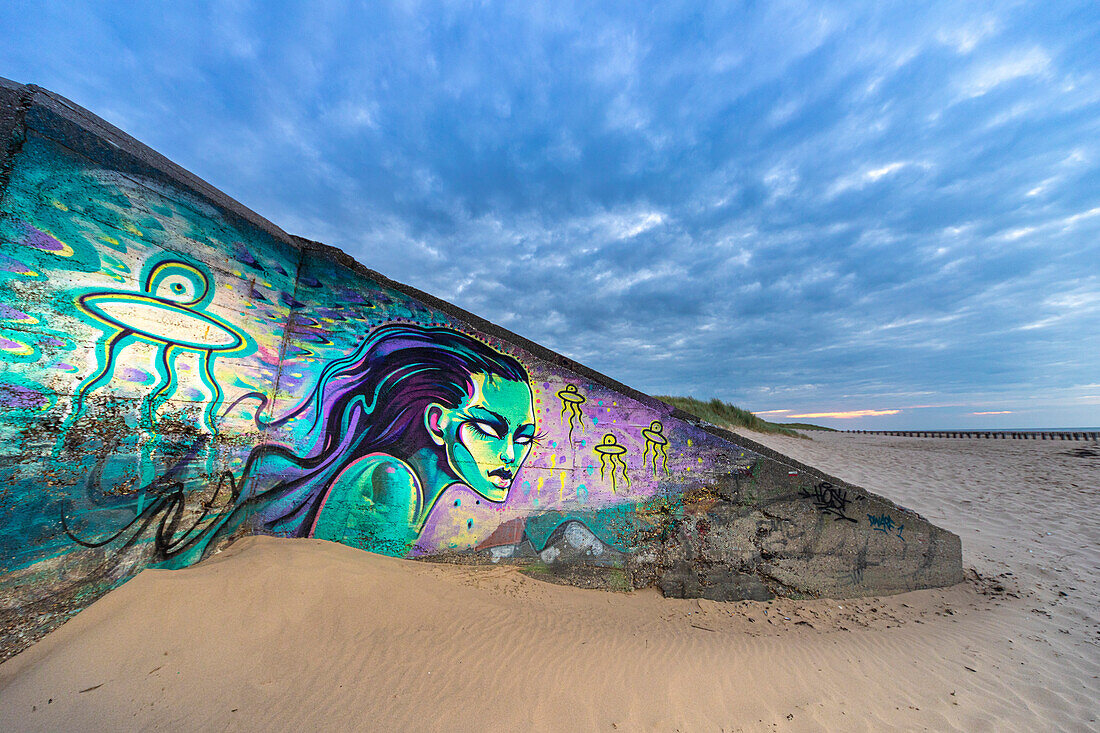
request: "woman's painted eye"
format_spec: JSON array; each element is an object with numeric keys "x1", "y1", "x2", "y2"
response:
[
  {"x1": 514, "y1": 434, "x2": 534, "y2": 445},
  {"x1": 470, "y1": 420, "x2": 504, "y2": 439}
]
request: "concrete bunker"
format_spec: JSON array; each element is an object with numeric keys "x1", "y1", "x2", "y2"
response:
[{"x1": 0, "y1": 79, "x2": 962, "y2": 657}]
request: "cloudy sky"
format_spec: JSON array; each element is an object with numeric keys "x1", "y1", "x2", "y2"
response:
[{"x1": 3, "y1": 1, "x2": 1098, "y2": 429}]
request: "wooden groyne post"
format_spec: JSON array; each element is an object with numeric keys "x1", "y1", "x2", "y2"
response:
[{"x1": 847, "y1": 430, "x2": 1099, "y2": 440}]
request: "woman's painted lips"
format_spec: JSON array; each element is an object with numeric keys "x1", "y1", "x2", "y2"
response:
[{"x1": 488, "y1": 467, "x2": 514, "y2": 482}]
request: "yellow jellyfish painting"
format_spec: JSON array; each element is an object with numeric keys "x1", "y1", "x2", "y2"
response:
[
  {"x1": 557, "y1": 383, "x2": 587, "y2": 442},
  {"x1": 71, "y1": 257, "x2": 253, "y2": 432},
  {"x1": 641, "y1": 420, "x2": 671, "y2": 478},
  {"x1": 594, "y1": 433, "x2": 631, "y2": 493}
]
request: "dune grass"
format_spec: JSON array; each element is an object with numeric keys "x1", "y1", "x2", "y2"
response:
[
  {"x1": 655, "y1": 396, "x2": 832, "y2": 437},
  {"x1": 775, "y1": 422, "x2": 837, "y2": 432}
]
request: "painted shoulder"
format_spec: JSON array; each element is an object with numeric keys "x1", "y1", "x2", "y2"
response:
[
  {"x1": 330, "y1": 453, "x2": 418, "y2": 491},
  {"x1": 310, "y1": 453, "x2": 423, "y2": 541}
]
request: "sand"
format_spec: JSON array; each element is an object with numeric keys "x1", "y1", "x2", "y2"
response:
[{"x1": 1, "y1": 431, "x2": 1097, "y2": 731}]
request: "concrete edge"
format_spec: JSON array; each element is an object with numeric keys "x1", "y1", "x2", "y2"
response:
[{"x1": 0, "y1": 78, "x2": 32, "y2": 208}]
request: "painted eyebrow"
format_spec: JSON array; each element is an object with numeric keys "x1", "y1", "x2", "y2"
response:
[
  {"x1": 514, "y1": 423, "x2": 536, "y2": 436},
  {"x1": 468, "y1": 407, "x2": 509, "y2": 431}
]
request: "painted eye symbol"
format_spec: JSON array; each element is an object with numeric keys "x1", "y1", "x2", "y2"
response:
[
  {"x1": 470, "y1": 420, "x2": 505, "y2": 439},
  {"x1": 514, "y1": 434, "x2": 533, "y2": 446},
  {"x1": 159, "y1": 278, "x2": 191, "y2": 299}
]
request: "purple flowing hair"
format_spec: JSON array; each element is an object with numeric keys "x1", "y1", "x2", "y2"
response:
[{"x1": 214, "y1": 324, "x2": 529, "y2": 543}]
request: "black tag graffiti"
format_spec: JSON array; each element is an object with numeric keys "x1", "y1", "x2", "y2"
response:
[{"x1": 800, "y1": 481, "x2": 858, "y2": 522}]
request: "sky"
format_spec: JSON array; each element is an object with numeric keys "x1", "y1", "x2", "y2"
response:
[{"x1": 2, "y1": 1, "x2": 1098, "y2": 430}]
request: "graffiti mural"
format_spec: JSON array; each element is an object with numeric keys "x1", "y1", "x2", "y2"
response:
[
  {"x1": 71, "y1": 256, "x2": 252, "y2": 433},
  {"x1": 217, "y1": 324, "x2": 540, "y2": 557},
  {"x1": 642, "y1": 420, "x2": 671, "y2": 478},
  {"x1": 0, "y1": 129, "x2": 727, "y2": 580},
  {"x1": 0, "y1": 131, "x2": 293, "y2": 580},
  {"x1": 557, "y1": 383, "x2": 586, "y2": 443},
  {"x1": 0, "y1": 123, "x2": 801, "y2": 572},
  {"x1": 594, "y1": 433, "x2": 631, "y2": 494}
]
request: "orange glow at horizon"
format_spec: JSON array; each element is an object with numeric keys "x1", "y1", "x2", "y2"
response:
[{"x1": 786, "y1": 409, "x2": 901, "y2": 419}]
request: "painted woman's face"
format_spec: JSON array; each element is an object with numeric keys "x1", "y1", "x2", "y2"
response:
[{"x1": 426, "y1": 372, "x2": 536, "y2": 501}]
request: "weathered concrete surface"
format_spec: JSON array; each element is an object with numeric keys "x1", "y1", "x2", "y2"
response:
[
  {"x1": 0, "y1": 78, "x2": 963, "y2": 657},
  {"x1": 634, "y1": 471, "x2": 962, "y2": 601}
]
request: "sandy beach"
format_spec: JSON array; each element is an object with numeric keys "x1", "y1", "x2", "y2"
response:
[{"x1": 1, "y1": 431, "x2": 1096, "y2": 731}]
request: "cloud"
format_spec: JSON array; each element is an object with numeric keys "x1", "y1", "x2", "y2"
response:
[
  {"x1": 865, "y1": 162, "x2": 909, "y2": 181},
  {"x1": 1, "y1": 0, "x2": 1097, "y2": 428},
  {"x1": 958, "y1": 47, "x2": 1051, "y2": 98},
  {"x1": 937, "y1": 16, "x2": 1000, "y2": 55},
  {"x1": 827, "y1": 160, "x2": 931, "y2": 196},
  {"x1": 786, "y1": 410, "x2": 902, "y2": 419}
]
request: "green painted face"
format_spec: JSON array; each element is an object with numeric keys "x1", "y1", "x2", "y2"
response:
[{"x1": 425, "y1": 372, "x2": 536, "y2": 501}]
